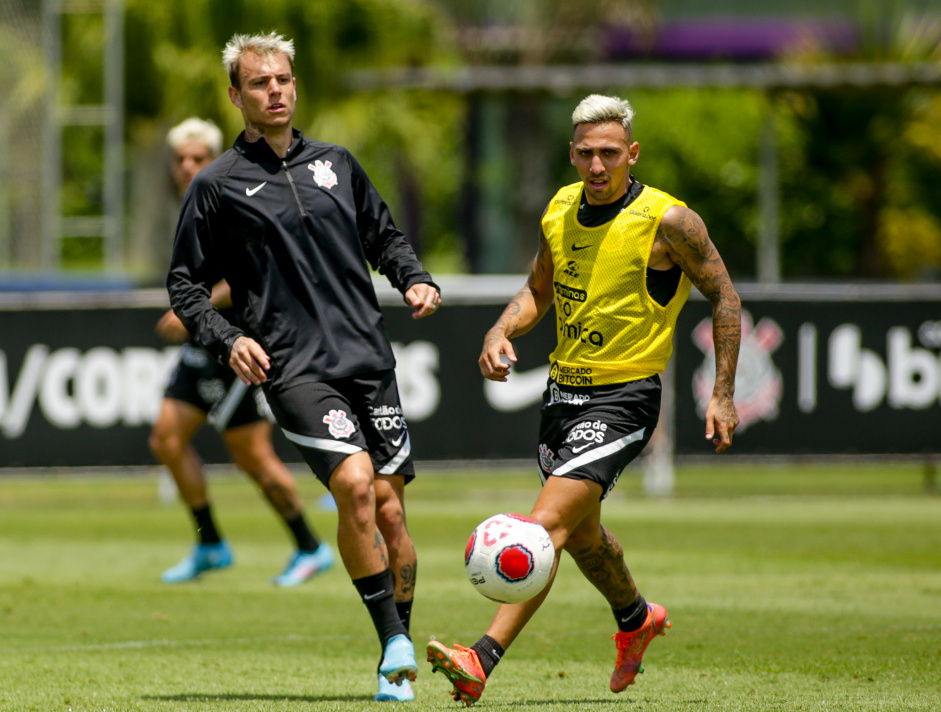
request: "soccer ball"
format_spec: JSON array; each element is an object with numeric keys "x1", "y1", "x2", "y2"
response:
[{"x1": 464, "y1": 513, "x2": 555, "y2": 604}]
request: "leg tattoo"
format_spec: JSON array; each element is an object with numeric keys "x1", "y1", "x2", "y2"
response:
[{"x1": 566, "y1": 525, "x2": 638, "y2": 608}]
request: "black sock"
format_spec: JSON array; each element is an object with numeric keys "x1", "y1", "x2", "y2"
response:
[
  {"x1": 285, "y1": 514, "x2": 319, "y2": 552},
  {"x1": 192, "y1": 505, "x2": 221, "y2": 544},
  {"x1": 395, "y1": 599, "x2": 413, "y2": 633},
  {"x1": 471, "y1": 635, "x2": 505, "y2": 679},
  {"x1": 353, "y1": 569, "x2": 408, "y2": 650},
  {"x1": 613, "y1": 595, "x2": 648, "y2": 632}
]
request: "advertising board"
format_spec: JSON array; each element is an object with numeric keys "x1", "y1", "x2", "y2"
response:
[{"x1": 1, "y1": 283, "x2": 937, "y2": 467}]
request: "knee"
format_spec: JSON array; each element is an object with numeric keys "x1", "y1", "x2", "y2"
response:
[
  {"x1": 331, "y1": 468, "x2": 375, "y2": 527},
  {"x1": 376, "y1": 495, "x2": 405, "y2": 540},
  {"x1": 149, "y1": 426, "x2": 183, "y2": 463},
  {"x1": 528, "y1": 508, "x2": 568, "y2": 545}
]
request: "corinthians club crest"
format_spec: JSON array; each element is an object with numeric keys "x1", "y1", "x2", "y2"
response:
[
  {"x1": 309, "y1": 159, "x2": 338, "y2": 189},
  {"x1": 692, "y1": 311, "x2": 783, "y2": 432},
  {"x1": 323, "y1": 409, "x2": 356, "y2": 439}
]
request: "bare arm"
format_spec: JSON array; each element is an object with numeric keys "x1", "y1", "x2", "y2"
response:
[
  {"x1": 657, "y1": 205, "x2": 741, "y2": 452},
  {"x1": 479, "y1": 227, "x2": 555, "y2": 381}
]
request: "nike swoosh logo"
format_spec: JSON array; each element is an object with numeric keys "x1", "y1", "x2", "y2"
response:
[
  {"x1": 572, "y1": 244, "x2": 591, "y2": 251},
  {"x1": 484, "y1": 365, "x2": 550, "y2": 413},
  {"x1": 572, "y1": 443, "x2": 594, "y2": 453},
  {"x1": 391, "y1": 434, "x2": 405, "y2": 447},
  {"x1": 363, "y1": 590, "x2": 387, "y2": 601},
  {"x1": 246, "y1": 182, "x2": 267, "y2": 196}
]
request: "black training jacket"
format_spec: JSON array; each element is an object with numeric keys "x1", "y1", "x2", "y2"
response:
[{"x1": 167, "y1": 129, "x2": 437, "y2": 394}]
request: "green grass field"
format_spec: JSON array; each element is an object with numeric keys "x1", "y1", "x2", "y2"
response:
[{"x1": 1, "y1": 462, "x2": 939, "y2": 711}]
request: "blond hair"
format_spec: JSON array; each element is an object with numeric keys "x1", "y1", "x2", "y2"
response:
[
  {"x1": 572, "y1": 94, "x2": 634, "y2": 139},
  {"x1": 167, "y1": 117, "x2": 223, "y2": 156},
  {"x1": 222, "y1": 31, "x2": 295, "y2": 88}
]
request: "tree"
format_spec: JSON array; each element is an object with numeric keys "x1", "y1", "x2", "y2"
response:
[{"x1": 775, "y1": 1, "x2": 941, "y2": 279}]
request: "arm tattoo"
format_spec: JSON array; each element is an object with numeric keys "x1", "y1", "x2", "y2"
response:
[
  {"x1": 658, "y1": 208, "x2": 741, "y2": 397},
  {"x1": 493, "y1": 285, "x2": 535, "y2": 340}
]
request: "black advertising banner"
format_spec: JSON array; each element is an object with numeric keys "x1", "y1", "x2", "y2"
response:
[
  {"x1": 1, "y1": 287, "x2": 938, "y2": 467},
  {"x1": 0, "y1": 306, "x2": 198, "y2": 467},
  {"x1": 0, "y1": 297, "x2": 556, "y2": 467},
  {"x1": 673, "y1": 296, "x2": 941, "y2": 456}
]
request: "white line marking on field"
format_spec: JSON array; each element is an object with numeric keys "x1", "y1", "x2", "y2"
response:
[{"x1": 29, "y1": 633, "x2": 358, "y2": 652}]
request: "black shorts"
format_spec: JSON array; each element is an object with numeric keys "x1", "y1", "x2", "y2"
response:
[
  {"x1": 164, "y1": 343, "x2": 268, "y2": 431},
  {"x1": 266, "y1": 370, "x2": 415, "y2": 488},
  {"x1": 537, "y1": 375, "x2": 661, "y2": 499}
]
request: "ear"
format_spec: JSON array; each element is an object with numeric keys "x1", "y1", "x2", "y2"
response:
[
  {"x1": 228, "y1": 85, "x2": 242, "y2": 109},
  {"x1": 628, "y1": 141, "x2": 640, "y2": 166},
  {"x1": 569, "y1": 141, "x2": 575, "y2": 165}
]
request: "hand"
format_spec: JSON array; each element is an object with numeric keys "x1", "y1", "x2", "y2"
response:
[
  {"x1": 155, "y1": 310, "x2": 190, "y2": 344},
  {"x1": 478, "y1": 329, "x2": 517, "y2": 382},
  {"x1": 229, "y1": 335, "x2": 270, "y2": 385},
  {"x1": 404, "y1": 283, "x2": 441, "y2": 319},
  {"x1": 705, "y1": 393, "x2": 739, "y2": 453}
]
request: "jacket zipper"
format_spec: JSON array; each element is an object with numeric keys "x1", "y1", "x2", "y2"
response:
[{"x1": 283, "y1": 161, "x2": 307, "y2": 216}]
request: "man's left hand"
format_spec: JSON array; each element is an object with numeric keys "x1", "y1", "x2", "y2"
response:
[
  {"x1": 405, "y1": 283, "x2": 441, "y2": 319},
  {"x1": 705, "y1": 393, "x2": 739, "y2": 453}
]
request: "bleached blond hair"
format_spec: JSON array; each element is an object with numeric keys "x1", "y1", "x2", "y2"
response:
[
  {"x1": 571, "y1": 94, "x2": 635, "y2": 139},
  {"x1": 166, "y1": 117, "x2": 223, "y2": 156},
  {"x1": 222, "y1": 31, "x2": 295, "y2": 88}
]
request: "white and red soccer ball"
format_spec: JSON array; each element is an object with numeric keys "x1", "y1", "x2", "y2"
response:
[{"x1": 464, "y1": 513, "x2": 555, "y2": 604}]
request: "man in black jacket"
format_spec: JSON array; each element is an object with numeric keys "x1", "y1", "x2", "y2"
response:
[{"x1": 167, "y1": 31, "x2": 440, "y2": 702}]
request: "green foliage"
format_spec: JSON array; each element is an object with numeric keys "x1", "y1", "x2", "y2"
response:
[
  {"x1": 123, "y1": 0, "x2": 453, "y2": 134},
  {"x1": 308, "y1": 90, "x2": 465, "y2": 268},
  {"x1": 0, "y1": 464, "x2": 939, "y2": 711},
  {"x1": 772, "y1": 1, "x2": 941, "y2": 279},
  {"x1": 31, "y1": 0, "x2": 941, "y2": 279},
  {"x1": 626, "y1": 89, "x2": 768, "y2": 278}
]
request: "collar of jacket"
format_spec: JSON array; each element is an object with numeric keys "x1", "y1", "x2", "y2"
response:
[{"x1": 233, "y1": 127, "x2": 305, "y2": 161}]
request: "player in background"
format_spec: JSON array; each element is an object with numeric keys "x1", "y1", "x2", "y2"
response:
[
  {"x1": 151, "y1": 117, "x2": 334, "y2": 587},
  {"x1": 167, "y1": 34, "x2": 441, "y2": 702},
  {"x1": 427, "y1": 94, "x2": 741, "y2": 705}
]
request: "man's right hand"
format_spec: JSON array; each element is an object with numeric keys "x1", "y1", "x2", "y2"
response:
[
  {"x1": 229, "y1": 335, "x2": 270, "y2": 385},
  {"x1": 478, "y1": 329, "x2": 517, "y2": 382}
]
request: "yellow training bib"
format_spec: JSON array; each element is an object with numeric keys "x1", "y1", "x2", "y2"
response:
[{"x1": 542, "y1": 182, "x2": 692, "y2": 386}]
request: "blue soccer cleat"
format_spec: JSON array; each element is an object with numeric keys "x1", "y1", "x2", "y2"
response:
[
  {"x1": 272, "y1": 543, "x2": 335, "y2": 587},
  {"x1": 161, "y1": 541, "x2": 234, "y2": 583},
  {"x1": 375, "y1": 673, "x2": 415, "y2": 702},
  {"x1": 379, "y1": 634, "x2": 418, "y2": 686}
]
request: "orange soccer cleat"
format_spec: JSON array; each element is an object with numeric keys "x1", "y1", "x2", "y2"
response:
[
  {"x1": 610, "y1": 602, "x2": 671, "y2": 692},
  {"x1": 427, "y1": 640, "x2": 487, "y2": 706}
]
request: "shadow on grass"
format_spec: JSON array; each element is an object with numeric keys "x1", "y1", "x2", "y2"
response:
[
  {"x1": 490, "y1": 698, "x2": 711, "y2": 708},
  {"x1": 142, "y1": 693, "x2": 373, "y2": 703},
  {"x1": 494, "y1": 701, "x2": 636, "y2": 708}
]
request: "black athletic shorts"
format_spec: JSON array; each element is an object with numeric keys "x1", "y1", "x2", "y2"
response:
[
  {"x1": 266, "y1": 369, "x2": 415, "y2": 488},
  {"x1": 537, "y1": 375, "x2": 661, "y2": 499},
  {"x1": 164, "y1": 343, "x2": 268, "y2": 431}
]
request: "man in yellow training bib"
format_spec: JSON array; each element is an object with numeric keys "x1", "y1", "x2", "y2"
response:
[{"x1": 427, "y1": 94, "x2": 741, "y2": 705}]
